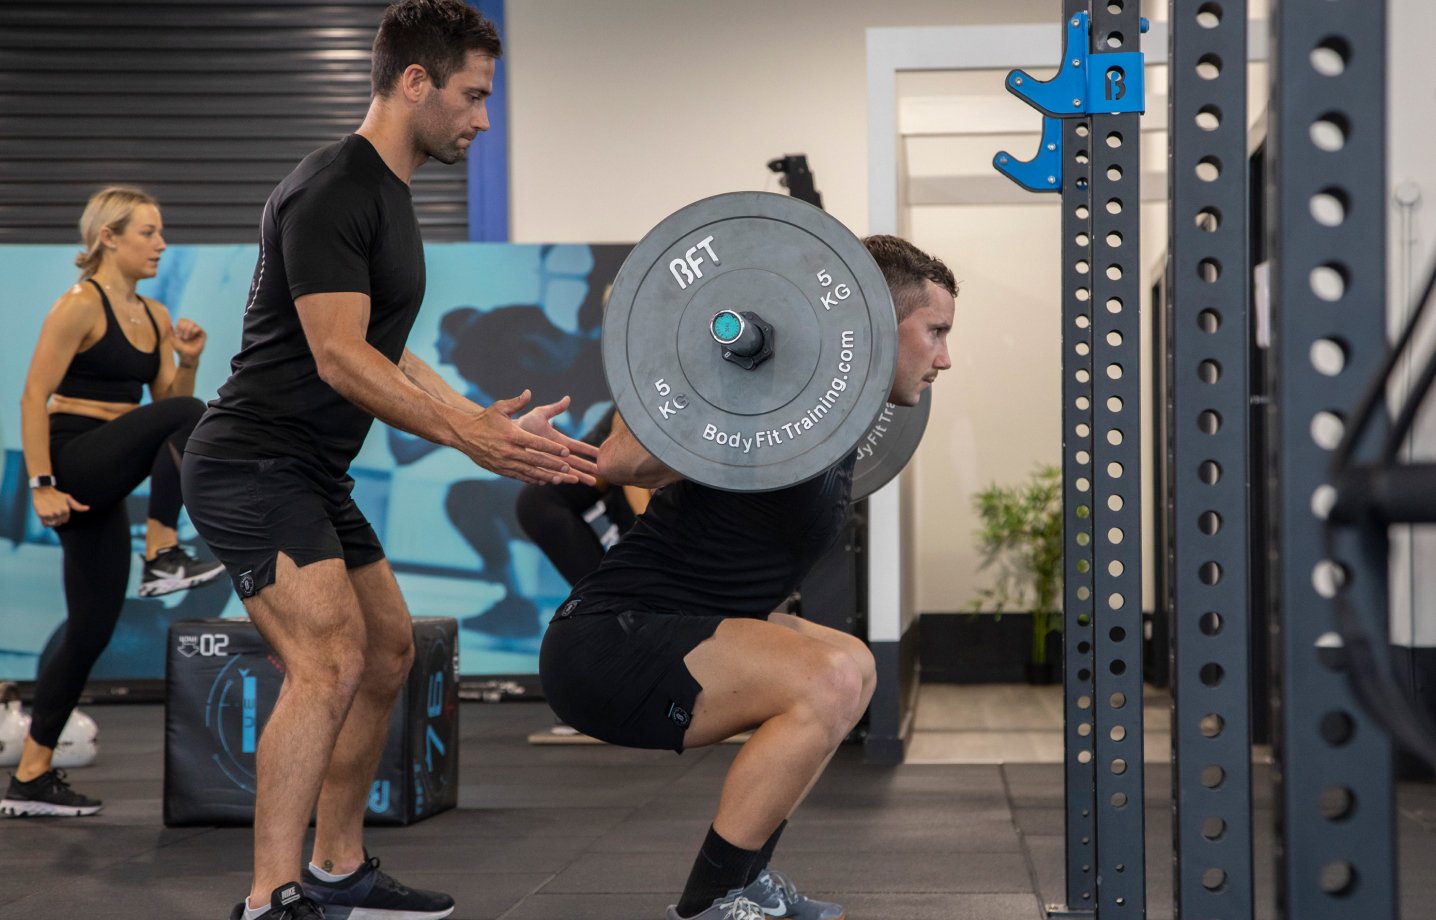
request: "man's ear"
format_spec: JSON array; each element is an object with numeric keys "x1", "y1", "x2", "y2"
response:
[{"x1": 399, "y1": 63, "x2": 431, "y2": 103}]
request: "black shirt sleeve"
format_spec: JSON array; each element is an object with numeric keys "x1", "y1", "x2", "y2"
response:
[{"x1": 278, "y1": 178, "x2": 377, "y2": 300}]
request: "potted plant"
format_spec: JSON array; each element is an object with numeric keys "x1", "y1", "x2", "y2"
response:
[{"x1": 970, "y1": 465, "x2": 1065, "y2": 683}]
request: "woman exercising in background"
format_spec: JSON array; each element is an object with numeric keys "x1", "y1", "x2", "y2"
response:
[{"x1": 3, "y1": 186, "x2": 222, "y2": 817}]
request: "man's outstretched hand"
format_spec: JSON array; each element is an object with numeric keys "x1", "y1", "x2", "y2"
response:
[{"x1": 451, "y1": 390, "x2": 599, "y2": 486}]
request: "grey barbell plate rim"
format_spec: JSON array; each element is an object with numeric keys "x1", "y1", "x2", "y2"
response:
[
  {"x1": 603, "y1": 191, "x2": 897, "y2": 492},
  {"x1": 851, "y1": 387, "x2": 932, "y2": 502}
]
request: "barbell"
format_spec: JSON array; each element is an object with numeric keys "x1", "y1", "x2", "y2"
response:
[{"x1": 602, "y1": 191, "x2": 929, "y2": 497}]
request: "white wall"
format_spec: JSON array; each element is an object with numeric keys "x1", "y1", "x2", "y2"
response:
[
  {"x1": 1387, "y1": 0, "x2": 1436, "y2": 646},
  {"x1": 504, "y1": 0, "x2": 1053, "y2": 243}
]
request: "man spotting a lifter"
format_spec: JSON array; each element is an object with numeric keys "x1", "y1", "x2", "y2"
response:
[
  {"x1": 540, "y1": 235, "x2": 956, "y2": 920},
  {"x1": 182, "y1": 2, "x2": 598, "y2": 918}
]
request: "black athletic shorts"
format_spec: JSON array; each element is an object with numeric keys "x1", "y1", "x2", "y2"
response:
[
  {"x1": 180, "y1": 452, "x2": 384, "y2": 600},
  {"x1": 539, "y1": 608, "x2": 723, "y2": 753}
]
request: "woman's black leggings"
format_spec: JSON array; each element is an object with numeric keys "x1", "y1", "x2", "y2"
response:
[{"x1": 28, "y1": 396, "x2": 206, "y2": 748}]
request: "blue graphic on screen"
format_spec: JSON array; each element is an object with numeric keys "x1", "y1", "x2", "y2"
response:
[{"x1": 0, "y1": 241, "x2": 630, "y2": 682}]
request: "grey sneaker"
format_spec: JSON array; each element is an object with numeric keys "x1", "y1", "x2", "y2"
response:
[
  {"x1": 140, "y1": 545, "x2": 225, "y2": 597},
  {"x1": 740, "y1": 868, "x2": 845, "y2": 920},
  {"x1": 666, "y1": 893, "x2": 767, "y2": 920}
]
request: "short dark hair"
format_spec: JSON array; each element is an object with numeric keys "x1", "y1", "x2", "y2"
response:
[
  {"x1": 863, "y1": 235, "x2": 957, "y2": 323},
  {"x1": 371, "y1": 0, "x2": 503, "y2": 97}
]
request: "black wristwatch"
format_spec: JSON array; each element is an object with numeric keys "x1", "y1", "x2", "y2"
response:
[{"x1": 29, "y1": 475, "x2": 56, "y2": 489}]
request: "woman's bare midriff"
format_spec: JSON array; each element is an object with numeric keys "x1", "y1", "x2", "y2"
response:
[{"x1": 49, "y1": 393, "x2": 138, "y2": 423}]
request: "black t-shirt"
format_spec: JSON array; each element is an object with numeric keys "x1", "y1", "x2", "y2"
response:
[
  {"x1": 188, "y1": 134, "x2": 426, "y2": 479},
  {"x1": 559, "y1": 454, "x2": 856, "y2": 620}
]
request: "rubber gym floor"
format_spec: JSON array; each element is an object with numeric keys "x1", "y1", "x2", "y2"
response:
[{"x1": 2, "y1": 693, "x2": 1434, "y2": 919}]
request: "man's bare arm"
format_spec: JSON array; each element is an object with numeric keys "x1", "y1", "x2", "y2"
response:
[
  {"x1": 399, "y1": 348, "x2": 473, "y2": 411},
  {"x1": 598, "y1": 412, "x2": 682, "y2": 490},
  {"x1": 296, "y1": 291, "x2": 590, "y2": 486}
]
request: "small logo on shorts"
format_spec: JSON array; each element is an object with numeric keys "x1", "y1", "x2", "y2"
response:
[
  {"x1": 176, "y1": 635, "x2": 200, "y2": 658},
  {"x1": 558, "y1": 598, "x2": 582, "y2": 618},
  {"x1": 667, "y1": 702, "x2": 691, "y2": 727},
  {"x1": 238, "y1": 570, "x2": 256, "y2": 598}
]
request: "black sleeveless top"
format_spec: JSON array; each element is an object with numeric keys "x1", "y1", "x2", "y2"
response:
[{"x1": 54, "y1": 278, "x2": 160, "y2": 404}]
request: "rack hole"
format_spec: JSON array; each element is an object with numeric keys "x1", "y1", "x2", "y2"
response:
[
  {"x1": 1200, "y1": 662, "x2": 1225, "y2": 686},
  {"x1": 1106, "y1": 230, "x2": 1123, "y2": 247},
  {"x1": 1110, "y1": 725, "x2": 1126, "y2": 742},
  {"x1": 1196, "y1": 157, "x2": 1222, "y2": 182},
  {"x1": 1310, "y1": 188, "x2": 1349, "y2": 227},
  {"x1": 1110, "y1": 658, "x2": 1127, "y2": 675},
  {"x1": 1319, "y1": 784, "x2": 1355, "y2": 821},
  {"x1": 1108, "y1": 527, "x2": 1124, "y2": 545},
  {"x1": 1321, "y1": 710, "x2": 1355, "y2": 746},
  {"x1": 1196, "y1": 54, "x2": 1222, "y2": 80},
  {"x1": 1106, "y1": 297, "x2": 1123, "y2": 314},
  {"x1": 1310, "y1": 36, "x2": 1350, "y2": 77},
  {"x1": 1311, "y1": 411, "x2": 1345, "y2": 450},
  {"x1": 1198, "y1": 309, "x2": 1221, "y2": 333},
  {"x1": 1106, "y1": 264, "x2": 1123, "y2": 281},
  {"x1": 1110, "y1": 692, "x2": 1127, "y2": 709},
  {"x1": 1199, "y1": 460, "x2": 1222, "y2": 485},
  {"x1": 1310, "y1": 112, "x2": 1351, "y2": 153},
  {"x1": 1313, "y1": 560, "x2": 1347, "y2": 599},
  {"x1": 1108, "y1": 560, "x2": 1124, "y2": 577},
  {"x1": 1195, "y1": 207, "x2": 1221, "y2": 231},
  {"x1": 1107, "y1": 429, "x2": 1123, "y2": 446},
  {"x1": 1310, "y1": 338, "x2": 1347, "y2": 375},
  {"x1": 1201, "y1": 816, "x2": 1226, "y2": 840},
  {"x1": 1199, "y1": 612, "x2": 1223, "y2": 636},
  {"x1": 1110, "y1": 757, "x2": 1127, "y2": 774},
  {"x1": 1106, "y1": 198, "x2": 1124, "y2": 215},
  {"x1": 1108, "y1": 592, "x2": 1125, "y2": 611},
  {"x1": 1311, "y1": 484, "x2": 1337, "y2": 520},
  {"x1": 1319, "y1": 862, "x2": 1356, "y2": 897},
  {"x1": 1201, "y1": 764, "x2": 1225, "y2": 788},
  {"x1": 1199, "y1": 511, "x2": 1222, "y2": 535},
  {"x1": 1202, "y1": 868, "x2": 1227, "y2": 892},
  {"x1": 1200, "y1": 713, "x2": 1225, "y2": 738},
  {"x1": 1198, "y1": 359, "x2": 1222, "y2": 383},
  {"x1": 1199, "y1": 410, "x2": 1222, "y2": 434},
  {"x1": 1196, "y1": 2, "x2": 1222, "y2": 28},
  {"x1": 1107, "y1": 494, "x2": 1123, "y2": 511},
  {"x1": 1107, "y1": 396, "x2": 1123, "y2": 412},
  {"x1": 1196, "y1": 106, "x2": 1221, "y2": 131},
  {"x1": 1310, "y1": 263, "x2": 1348, "y2": 302},
  {"x1": 1199, "y1": 561, "x2": 1223, "y2": 586}
]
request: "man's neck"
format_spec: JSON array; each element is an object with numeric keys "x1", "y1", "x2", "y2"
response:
[{"x1": 355, "y1": 99, "x2": 425, "y2": 185}]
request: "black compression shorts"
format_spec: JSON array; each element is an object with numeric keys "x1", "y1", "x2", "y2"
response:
[{"x1": 539, "y1": 609, "x2": 722, "y2": 753}]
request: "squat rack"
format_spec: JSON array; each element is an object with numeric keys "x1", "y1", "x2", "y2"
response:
[{"x1": 869, "y1": 0, "x2": 1401, "y2": 917}]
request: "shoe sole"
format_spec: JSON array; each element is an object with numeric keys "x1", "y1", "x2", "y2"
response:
[
  {"x1": 320, "y1": 908, "x2": 454, "y2": 920},
  {"x1": 138, "y1": 564, "x2": 226, "y2": 597},
  {"x1": 0, "y1": 797, "x2": 102, "y2": 817}
]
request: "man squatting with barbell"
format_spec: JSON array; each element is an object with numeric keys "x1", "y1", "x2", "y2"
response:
[{"x1": 540, "y1": 235, "x2": 956, "y2": 920}]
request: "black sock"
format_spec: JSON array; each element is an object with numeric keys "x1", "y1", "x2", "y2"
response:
[
  {"x1": 749, "y1": 820, "x2": 787, "y2": 883},
  {"x1": 676, "y1": 825, "x2": 761, "y2": 917}
]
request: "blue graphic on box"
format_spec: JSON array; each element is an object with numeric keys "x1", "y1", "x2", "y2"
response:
[{"x1": 0, "y1": 242, "x2": 631, "y2": 683}]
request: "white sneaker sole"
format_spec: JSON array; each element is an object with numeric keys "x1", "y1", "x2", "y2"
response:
[
  {"x1": 338, "y1": 908, "x2": 454, "y2": 920},
  {"x1": 138, "y1": 564, "x2": 226, "y2": 597},
  {"x1": 0, "y1": 796, "x2": 102, "y2": 817}
]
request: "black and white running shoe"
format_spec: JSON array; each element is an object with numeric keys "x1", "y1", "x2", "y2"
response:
[
  {"x1": 139, "y1": 545, "x2": 226, "y2": 597},
  {"x1": 0, "y1": 769, "x2": 102, "y2": 817}
]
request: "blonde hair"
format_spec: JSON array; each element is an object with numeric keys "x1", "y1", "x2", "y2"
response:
[{"x1": 75, "y1": 186, "x2": 158, "y2": 280}]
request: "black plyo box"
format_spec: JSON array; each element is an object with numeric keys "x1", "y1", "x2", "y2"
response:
[{"x1": 164, "y1": 617, "x2": 459, "y2": 827}]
